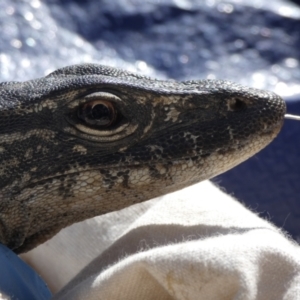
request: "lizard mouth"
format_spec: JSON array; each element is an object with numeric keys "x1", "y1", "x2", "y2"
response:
[{"x1": 25, "y1": 117, "x2": 282, "y2": 192}]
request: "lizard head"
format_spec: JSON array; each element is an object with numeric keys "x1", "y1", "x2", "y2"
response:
[{"x1": 0, "y1": 64, "x2": 285, "y2": 252}]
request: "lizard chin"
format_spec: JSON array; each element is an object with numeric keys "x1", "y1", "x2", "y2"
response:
[{"x1": 13, "y1": 119, "x2": 283, "y2": 254}]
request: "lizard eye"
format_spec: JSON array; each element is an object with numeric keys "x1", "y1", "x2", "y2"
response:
[
  {"x1": 65, "y1": 91, "x2": 137, "y2": 141},
  {"x1": 78, "y1": 100, "x2": 117, "y2": 127}
]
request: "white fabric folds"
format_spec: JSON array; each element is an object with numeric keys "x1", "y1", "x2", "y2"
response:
[{"x1": 22, "y1": 181, "x2": 300, "y2": 300}]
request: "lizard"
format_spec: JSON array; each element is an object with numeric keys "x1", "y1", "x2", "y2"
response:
[{"x1": 0, "y1": 63, "x2": 285, "y2": 254}]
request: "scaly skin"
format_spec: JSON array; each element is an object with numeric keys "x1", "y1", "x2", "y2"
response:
[{"x1": 0, "y1": 64, "x2": 285, "y2": 253}]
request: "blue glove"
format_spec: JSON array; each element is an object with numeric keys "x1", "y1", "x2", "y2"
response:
[{"x1": 0, "y1": 244, "x2": 51, "y2": 300}]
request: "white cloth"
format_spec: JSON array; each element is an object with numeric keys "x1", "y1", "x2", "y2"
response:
[{"x1": 22, "y1": 181, "x2": 300, "y2": 300}]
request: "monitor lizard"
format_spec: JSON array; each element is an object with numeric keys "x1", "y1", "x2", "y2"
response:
[{"x1": 0, "y1": 64, "x2": 285, "y2": 253}]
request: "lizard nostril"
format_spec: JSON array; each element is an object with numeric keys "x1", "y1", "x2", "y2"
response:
[{"x1": 228, "y1": 98, "x2": 247, "y2": 111}]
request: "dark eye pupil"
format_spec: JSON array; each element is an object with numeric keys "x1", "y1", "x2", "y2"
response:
[
  {"x1": 78, "y1": 101, "x2": 116, "y2": 127},
  {"x1": 91, "y1": 104, "x2": 111, "y2": 124}
]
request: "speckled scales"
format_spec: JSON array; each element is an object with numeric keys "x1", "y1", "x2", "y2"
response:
[{"x1": 0, "y1": 63, "x2": 285, "y2": 253}]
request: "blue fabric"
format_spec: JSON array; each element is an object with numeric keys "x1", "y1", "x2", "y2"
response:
[{"x1": 0, "y1": 244, "x2": 51, "y2": 299}]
